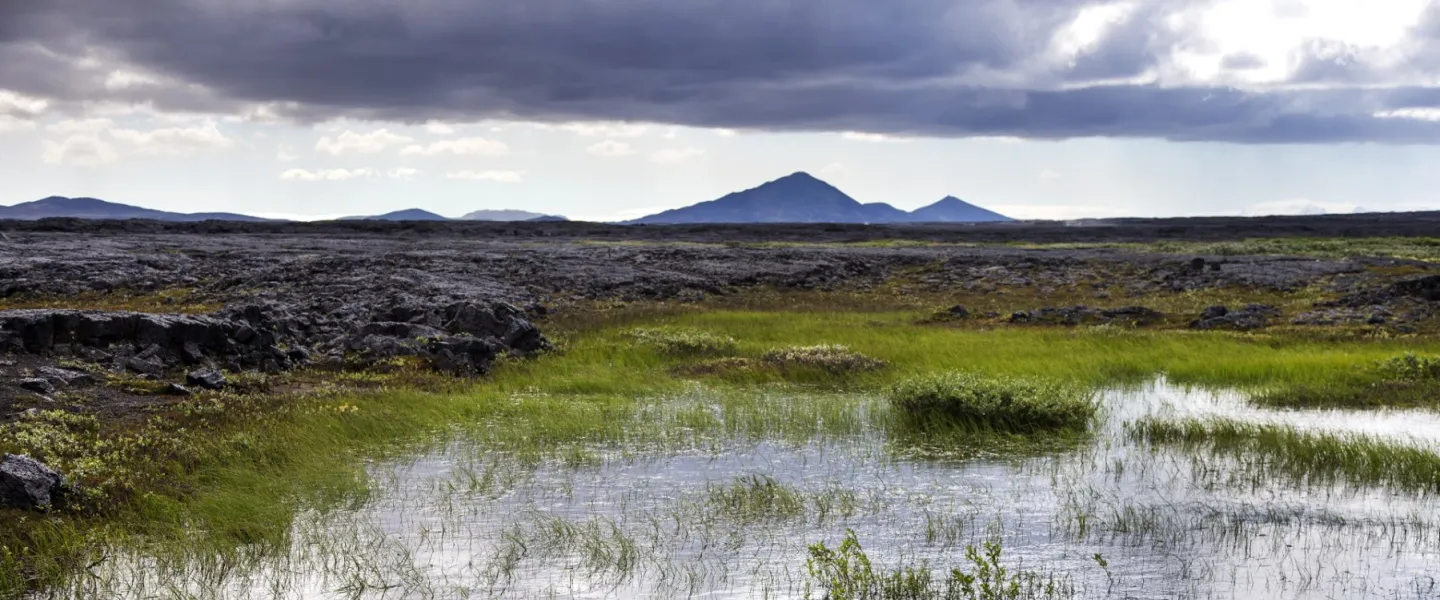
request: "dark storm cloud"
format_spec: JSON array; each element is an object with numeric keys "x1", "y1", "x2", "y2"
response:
[{"x1": 2, "y1": 0, "x2": 1440, "y2": 143}]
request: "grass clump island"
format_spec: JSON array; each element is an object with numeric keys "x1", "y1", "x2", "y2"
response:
[
  {"x1": 890, "y1": 373, "x2": 1096, "y2": 433},
  {"x1": 628, "y1": 327, "x2": 738, "y2": 356},
  {"x1": 762, "y1": 344, "x2": 887, "y2": 373},
  {"x1": 1129, "y1": 417, "x2": 1440, "y2": 494}
]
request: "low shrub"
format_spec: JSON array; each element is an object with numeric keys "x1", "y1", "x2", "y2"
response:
[
  {"x1": 1374, "y1": 353, "x2": 1440, "y2": 382},
  {"x1": 889, "y1": 373, "x2": 1095, "y2": 433},
  {"x1": 761, "y1": 344, "x2": 886, "y2": 374},
  {"x1": 628, "y1": 328, "x2": 738, "y2": 356},
  {"x1": 672, "y1": 357, "x2": 766, "y2": 376}
]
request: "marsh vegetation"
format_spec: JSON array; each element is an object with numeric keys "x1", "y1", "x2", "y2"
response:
[{"x1": 8, "y1": 307, "x2": 1440, "y2": 598}]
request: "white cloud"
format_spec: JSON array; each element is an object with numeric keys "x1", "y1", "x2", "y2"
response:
[
  {"x1": 102, "y1": 69, "x2": 162, "y2": 90},
  {"x1": 0, "y1": 115, "x2": 35, "y2": 132},
  {"x1": 424, "y1": 121, "x2": 456, "y2": 135},
  {"x1": 587, "y1": 140, "x2": 635, "y2": 157},
  {"x1": 1373, "y1": 108, "x2": 1440, "y2": 121},
  {"x1": 276, "y1": 146, "x2": 300, "y2": 162},
  {"x1": 46, "y1": 119, "x2": 115, "y2": 135},
  {"x1": 110, "y1": 122, "x2": 233, "y2": 155},
  {"x1": 561, "y1": 122, "x2": 650, "y2": 137},
  {"x1": 315, "y1": 129, "x2": 413, "y2": 155},
  {"x1": 41, "y1": 136, "x2": 119, "y2": 167},
  {"x1": 1039, "y1": 169, "x2": 1062, "y2": 180},
  {"x1": 388, "y1": 167, "x2": 420, "y2": 180},
  {"x1": 227, "y1": 102, "x2": 299, "y2": 124},
  {"x1": 0, "y1": 90, "x2": 49, "y2": 118},
  {"x1": 280, "y1": 168, "x2": 376, "y2": 181},
  {"x1": 841, "y1": 131, "x2": 902, "y2": 143},
  {"x1": 649, "y1": 147, "x2": 705, "y2": 164},
  {"x1": 445, "y1": 169, "x2": 525, "y2": 182},
  {"x1": 400, "y1": 137, "x2": 510, "y2": 157},
  {"x1": 819, "y1": 162, "x2": 846, "y2": 177},
  {"x1": 711, "y1": 128, "x2": 739, "y2": 137},
  {"x1": 1243, "y1": 198, "x2": 1361, "y2": 216}
]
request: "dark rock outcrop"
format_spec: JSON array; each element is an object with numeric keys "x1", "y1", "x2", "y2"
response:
[
  {"x1": 0, "y1": 301, "x2": 551, "y2": 378},
  {"x1": 1190, "y1": 304, "x2": 1281, "y2": 331},
  {"x1": 19, "y1": 378, "x2": 54, "y2": 394},
  {"x1": 186, "y1": 369, "x2": 227, "y2": 391},
  {"x1": 0, "y1": 454, "x2": 64, "y2": 511},
  {"x1": 1008, "y1": 305, "x2": 1164, "y2": 327},
  {"x1": 35, "y1": 366, "x2": 96, "y2": 387}
]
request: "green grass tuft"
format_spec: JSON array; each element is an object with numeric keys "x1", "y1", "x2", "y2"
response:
[
  {"x1": 889, "y1": 372, "x2": 1096, "y2": 433},
  {"x1": 1129, "y1": 417, "x2": 1440, "y2": 494},
  {"x1": 628, "y1": 327, "x2": 738, "y2": 356},
  {"x1": 761, "y1": 344, "x2": 887, "y2": 374}
]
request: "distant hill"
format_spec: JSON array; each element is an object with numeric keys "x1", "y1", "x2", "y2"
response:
[
  {"x1": 342, "y1": 209, "x2": 451, "y2": 221},
  {"x1": 908, "y1": 196, "x2": 1011, "y2": 223},
  {"x1": 631, "y1": 172, "x2": 1010, "y2": 224},
  {"x1": 0, "y1": 196, "x2": 270, "y2": 222},
  {"x1": 461, "y1": 209, "x2": 567, "y2": 222}
]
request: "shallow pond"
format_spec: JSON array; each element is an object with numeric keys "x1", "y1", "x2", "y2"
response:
[{"x1": 62, "y1": 380, "x2": 1440, "y2": 599}]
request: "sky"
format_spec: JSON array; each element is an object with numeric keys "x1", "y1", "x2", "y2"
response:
[{"x1": 2, "y1": 0, "x2": 1440, "y2": 221}]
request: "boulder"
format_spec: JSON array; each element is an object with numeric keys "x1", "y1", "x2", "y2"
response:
[
  {"x1": 19, "y1": 378, "x2": 54, "y2": 394},
  {"x1": 1191, "y1": 304, "x2": 1281, "y2": 331},
  {"x1": 35, "y1": 366, "x2": 96, "y2": 387},
  {"x1": 186, "y1": 368, "x2": 227, "y2": 391},
  {"x1": 126, "y1": 356, "x2": 164, "y2": 375},
  {"x1": 0, "y1": 454, "x2": 64, "y2": 511}
]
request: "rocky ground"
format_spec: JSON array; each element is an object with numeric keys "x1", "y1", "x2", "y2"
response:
[{"x1": 0, "y1": 228, "x2": 1436, "y2": 424}]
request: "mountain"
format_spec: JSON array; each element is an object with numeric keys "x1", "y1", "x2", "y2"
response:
[
  {"x1": 631, "y1": 172, "x2": 1011, "y2": 224},
  {"x1": 0, "y1": 196, "x2": 270, "y2": 222},
  {"x1": 908, "y1": 196, "x2": 1012, "y2": 223},
  {"x1": 344, "y1": 209, "x2": 451, "y2": 221},
  {"x1": 632, "y1": 172, "x2": 882, "y2": 224},
  {"x1": 461, "y1": 209, "x2": 567, "y2": 222}
]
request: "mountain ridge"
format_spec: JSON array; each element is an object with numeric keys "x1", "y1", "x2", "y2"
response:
[
  {"x1": 632, "y1": 172, "x2": 1010, "y2": 224},
  {"x1": 0, "y1": 196, "x2": 272, "y2": 222}
]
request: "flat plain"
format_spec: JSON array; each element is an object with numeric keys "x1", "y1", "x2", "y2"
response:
[{"x1": 3, "y1": 215, "x2": 1440, "y2": 599}]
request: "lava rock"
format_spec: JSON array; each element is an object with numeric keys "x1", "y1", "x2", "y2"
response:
[
  {"x1": 1199, "y1": 305, "x2": 1229, "y2": 320},
  {"x1": 164, "y1": 383, "x2": 192, "y2": 396},
  {"x1": 186, "y1": 368, "x2": 227, "y2": 391},
  {"x1": 19, "y1": 378, "x2": 54, "y2": 394},
  {"x1": 126, "y1": 356, "x2": 164, "y2": 375},
  {"x1": 35, "y1": 366, "x2": 96, "y2": 387},
  {"x1": 1191, "y1": 304, "x2": 1281, "y2": 331},
  {"x1": 0, "y1": 454, "x2": 64, "y2": 511}
]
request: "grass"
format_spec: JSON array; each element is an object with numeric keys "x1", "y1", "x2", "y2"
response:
[
  {"x1": 1252, "y1": 352, "x2": 1440, "y2": 409},
  {"x1": 704, "y1": 474, "x2": 808, "y2": 523},
  {"x1": 889, "y1": 373, "x2": 1096, "y2": 433},
  {"x1": 628, "y1": 327, "x2": 738, "y2": 356},
  {"x1": 1129, "y1": 417, "x2": 1440, "y2": 494},
  {"x1": 762, "y1": 344, "x2": 887, "y2": 373},
  {"x1": 0, "y1": 287, "x2": 221, "y2": 314},
  {"x1": 805, "y1": 529, "x2": 1078, "y2": 600},
  {"x1": 8, "y1": 305, "x2": 1440, "y2": 594}
]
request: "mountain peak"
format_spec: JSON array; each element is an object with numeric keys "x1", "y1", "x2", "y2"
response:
[
  {"x1": 910, "y1": 196, "x2": 1012, "y2": 223},
  {"x1": 632, "y1": 173, "x2": 1013, "y2": 224}
]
